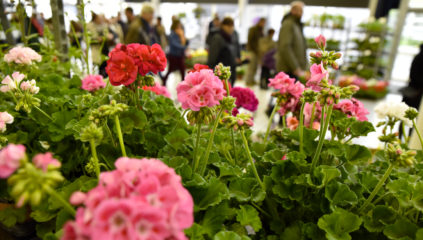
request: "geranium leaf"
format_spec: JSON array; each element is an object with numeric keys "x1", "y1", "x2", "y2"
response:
[
  {"x1": 317, "y1": 208, "x2": 362, "y2": 240},
  {"x1": 236, "y1": 205, "x2": 262, "y2": 232},
  {"x1": 383, "y1": 218, "x2": 418, "y2": 240}
]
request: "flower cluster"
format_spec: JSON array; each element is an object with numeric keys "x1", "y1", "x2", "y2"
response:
[
  {"x1": 385, "y1": 143, "x2": 416, "y2": 167},
  {"x1": 1, "y1": 72, "x2": 39, "y2": 94},
  {"x1": 268, "y1": 72, "x2": 305, "y2": 116},
  {"x1": 63, "y1": 157, "x2": 193, "y2": 240},
  {"x1": 221, "y1": 113, "x2": 254, "y2": 130},
  {"x1": 0, "y1": 144, "x2": 25, "y2": 178},
  {"x1": 0, "y1": 112, "x2": 14, "y2": 133},
  {"x1": 334, "y1": 98, "x2": 369, "y2": 121},
  {"x1": 142, "y1": 82, "x2": 171, "y2": 98},
  {"x1": 339, "y1": 75, "x2": 388, "y2": 93},
  {"x1": 106, "y1": 43, "x2": 167, "y2": 86},
  {"x1": 303, "y1": 102, "x2": 322, "y2": 129},
  {"x1": 306, "y1": 63, "x2": 329, "y2": 91},
  {"x1": 32, "y1": 152, "x2": 61, "y2": 172},
  {"x1": 188, "y1": 64, "x2": 210, "y2": 73},
  {"x1": 230, "y1": 87, "x2": 259, "y2": 112},
  {"x1": 177, "y1": 69, "x2": 226, "y2": 111},
  {"x1": 81, "y1": 74, "x2": 106, "y2": 92},
  {"x1": 4, "y1": 46, "x2": 42, "y2": 65},
  {"x1": 374, "y1": 101, "x2": 412, "y2": 126}
]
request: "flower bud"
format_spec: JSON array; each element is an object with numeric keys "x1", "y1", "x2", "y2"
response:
[
  {"x1": 314, "y1": 34, "x2": 326, "y2": 49},
  {"x1": 405, "y1": 108, "x2": 418, "y2": 120}
]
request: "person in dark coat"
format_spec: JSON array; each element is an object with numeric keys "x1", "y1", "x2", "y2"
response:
[
  {"x1": 207, "y1": 17, "x2": 239, "y2": 86},
  {"x1": 162, "y1": 20, "x2": 189, "y2": 86},
  {"x1": 402, "y1": 44, "x2": 423, "y2": 109}
]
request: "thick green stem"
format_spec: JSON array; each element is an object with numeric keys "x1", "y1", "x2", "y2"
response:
[
  {"x1": 358, "y1": 164, "x2": 394, "y2": 213},
  {"x1": 192, "y1": 122, "x2": 202, "y2": 172},
  {"x1": 114, "y1": 115, "x2": 127, "y2": 157},
  {"x1": 264, "y1": 101, "x2": 279, "y2": 144},
  {"x1": 44, "y1": 186, "x2": 76, "y2": 216},
  {"x1": 240, "y1": 129, "x2": 265, "y2": 190},
  {"x1": 231, "y1": 128, "x2": 237, "y2": 164},
  {"x1": 34, "y1": 106, "x2": 53, "y2": 121},
  {"x1": 282, "y1": 116, "x2": 286, "y2": 128},
  {"x1": 309, "y1": 102, "x2": 316, "y2": 128},
  {"x1": 413, "y1": 120, "x2": 423, "y2": 151},
  {"x1": 310, "y1": 104, "x2": 333, "y2": 173},
  {"x1": 402, "y1": 123, "x2": 409, "y2": 144},
  {"x1": 89, "y1": 139, "x2": 100, "y2": 179},
  {"x1": 299, "y1": 101, "x2": 305, "y2": 154},
  {"x1": 198, "y1": 108, "x2": 223, "y2": 175}
]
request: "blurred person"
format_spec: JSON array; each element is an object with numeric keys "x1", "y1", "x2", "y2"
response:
[
  {"x1": 205, "y1": 16, "x2": 220, "y2": 48},
  {"x1": 246, "y1": 17, "x2": 266, "y2": 86},
  {"x1": 117, "y1": 12, "x2": 128, "y2": 38},
  {"x1": 125, "y1": 7, "x2": 135, "y2": 25},
  {"x1": 207, "y1": 17, "x2": 240, "y2": 86},
  {"x1": 87, "y1": 12, "x2": 117, "y2": 76},
  {"x1": 110, "y1": 16, "x2": 125, "y2": 43},
  {"x1": 402, "y1": 44, "x2": 423, "y2": 110},
  {"x1": 125, "y1": 3, "x2": 156, "y2": 45},
  {"x1": 276, "y1": 1, "x2": 307, "y2": 78},
  {"x1": 259, "y1": 29, "x2": 277, "y2": 89},
  {"x1": 161, "y1": 20, "x2": 188, "y2": 86},
  {"x1": 155, "y1": 17, "x2": 168, "y2": 50},
  {"x1": 208, "y1": 14, "x2": 219, "y2": 32}
]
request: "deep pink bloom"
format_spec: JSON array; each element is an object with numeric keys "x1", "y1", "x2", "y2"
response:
[
  {"x1": 177, "y1": 69, "x2": 226, "y2": 111},
  {"x1": 142, "y1": 82, "x2": 171, "y2": 98},
  {"x1": 230, "y1": 87, "x2": 259, "y2": 112},
  {"x1": 81, "y1": 75, "x2": 106, "y2": 92},
  {"x1": 231, "y1": 107, "x2": 239, "y2": 116},
  {"x1": 62, "y1": 157, "x2": 193, "y2": 240},
  {"x1": 306, "y1": 64, "x2": 328, "y2": 91},
  {"x1": 32, "y1": 152, "x2": 61, "y2": 172},
  {"x1": 268, "y1": 72, "x2": 295, "y2": 94},
  {"x1": 288, "y1": 81, "x2": 305, "y2": 98},
  {"x1": 287, "y1": 116, "x2": 299, "y2": 130},
  {"x1": 314, "y1": 34, "x2": 326, "y2": 49},
  {"x1": 0, "y1": 144, "x2": 25, "y2": 178}
]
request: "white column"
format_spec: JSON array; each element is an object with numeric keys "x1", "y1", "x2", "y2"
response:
[
  {"x1": 385, "y1": 0, "x2": 410, "y2": 81},
  {"x1": 238, "y1": 0, "x2": 248, "y2": 30},
  {"x1": 151, "y1": 0, "x2": 160, "y2": 16},
  {"x1": 368, "y1": 0, "x2": 378, "y2": 17}
]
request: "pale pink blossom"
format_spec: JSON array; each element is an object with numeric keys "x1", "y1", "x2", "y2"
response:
[
  {"x1": 334, "y1": 98, "x2": 369, "y2": 121},
  {"x1": 0, "y1": 144, "x2": 26, "y2": 178},
  {"x1": 0, "y1": 111, "x2": 14, "y2": 133},
  {"x1": 177, "y1": 69, "x2": 226, "y2": 111},
  {"x1": 1, "y1": 72, "x2": 25, "y2": 92},
  {"x1": 306, "y1": 64, "x2": 328, "y2": 91},
  {"x1": 20, "y1": 79, "x2": 39, "y2": 94},
  {"x1": 268, "y1": 72, "x2": 295, "y2": 93},
  {"x1": 4, "y1": 46, "x2": 42, "y2": 65},
  {"x1": 32, "y1": 152, "x2": 61, "y2": 172},
  {"x1": 81, "y1": 75, "x2": 106, "y2": 92},
  {"x1": 70, "y1": 191, "x2": 87, "y2": 206}
]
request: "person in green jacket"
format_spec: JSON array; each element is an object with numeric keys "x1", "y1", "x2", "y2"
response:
[{"x1": 276, "y1": 1, "x2": 307, "y2": 78}]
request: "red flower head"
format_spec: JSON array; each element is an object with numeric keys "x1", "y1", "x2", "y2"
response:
[
  {"x1": 106, "y1": 51, "x2": 138, "y2": 86},
  {"x1": 189, "y1": 64, "x2": 210, "y2": 73},
  {"x1": 137, "y1": 44, "x2": 167, "y2": 76}
]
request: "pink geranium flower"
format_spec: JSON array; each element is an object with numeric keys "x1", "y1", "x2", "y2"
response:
[
  {"x1": 4, "y1": 46, "x2": 42, "y2": 65},
  {"x1": 230, "y1": 87, "x2": 259, "y2": 112},
  {"x1": 334, "y1": 98, "x2": 369, "y2": 121},
  {"x1": 268, "y1": 72, "x2": 295, "y2": 94},
  {"x1": 1, "y1": 72, "x2": 25, "y2": 92},
  {"x1": 62, "y1": 157, "x2": 194, "y2": 240},
  {"x1": 287, "y1": 116, "x2": 299, "y2": 130},
  {"x1": 0, "y1": 111, "x2": 14, "y2": 133},
  {"x1": 81, "y1": 75, "x2": 106, "y2": 92},
  {"x1": 0, "y1": 144, "x2": 26, "y2": 178},
  {"x1": 142, "y1": 82, "x2": 171, "y2": 98},
  {"x1": 306, "y1": 64, "x2": 328, "y2": 91},
  {"x1": 314, "y1": 34, "x2": 326, "y2": 49},
  {"x1": 32, "y1": 152, "x2": 61, "y2": 172},
  {"x1": 177, "y1": 69, "x2": 226, "y2": 111}
]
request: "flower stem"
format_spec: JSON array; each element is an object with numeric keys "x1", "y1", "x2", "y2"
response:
[
  {"x1": 413, "y1": 119, "x2": 423, "y2": 150},
  {"x1": 43, "y1": 186, "x2": 76, "y2": 216},
  {"x1": 114, "y1": 115, "x2": 127, "y2": 157},
  {"x1": 192, "y1": 122, "x2": 202, "y2": 172},
  {"x1": 34, "y1": 106, "x2": 53, "y2": 121},
  {"x1": 89, "y1": 139, "x2": 100, "y2": 179},
  {"x1": 264, "y1": 101, "x2": 279, "y2": 144},
  {"x1": 198, "y1": 108, "x2": 223, "y2": 176},
  {"x1": 309, "y1": 102, "x2": 316, "y2": 128},
  {"x1": 358, "y1": 163, "x2": 394, "y2": 213},
  {"x1": 282, "y1": 116, "x2": 286, "y2": 128},
  {"x1": 310, "y1": 104, "x2": 333, "y2": 173},
  {"x1": 231, "y1": 128, "x2": 237, "y2": 164},
  {"x1": 299, "y1": 101, "x2": 305, "y2": 154},
  {"x1": 240, "y1": 129, "x2": 265, "y2": 190},
  {"x1": 402, "y1": 123, "x2": 409, "y2": 144}
]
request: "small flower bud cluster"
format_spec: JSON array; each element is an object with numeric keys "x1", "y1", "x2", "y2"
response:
[
  {"x1": 220, "y1": 96, "x2": 236, "y2": 112},
  {"x1": 310, "y1": 51, "x2": 342, "y2": 70},
  {"x1": 405, "y1": 107, "x2": 418, "y2": 121},
  {"x1": 317, "y1": 84, "x2": 359, "y2": 106},
  {"x1": 1, "y1": 72, "x2": 41, "y2": 113},
  {"x1": 302, "y1": 89, "x2": 319, "y2": 103},
  {"x1": 214, "y1": 63, "x2": 231, "y2": 82},
  {"x1": 221, "y1": 113, "x2": 254, "y2": 130},
  {"x1": 385, "y1": 143, "x2": 416, "y2": 167},
  {"x1": 186, "y1": 107, "x2": 215, "y2": 125},
  {"x1": 96, "y1": 100, "x2": 128, "y2": 117},
  {"x1": 138, "y1": 75, "x2": 155, "y2": 87},
  {"x1": 80, "y1": 122, "x2": 103, "y2": 145}
]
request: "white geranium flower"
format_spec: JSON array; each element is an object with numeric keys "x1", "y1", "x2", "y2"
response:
[{"x1": 374, "y1": 101, "x2": 412, "y2": 126}]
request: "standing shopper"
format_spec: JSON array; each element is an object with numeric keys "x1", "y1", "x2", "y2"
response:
[
  {"x1": 125, "y1": 4, "x2": 155, "y2": 45},
  {"x1": 276, "y1": 1, "x2": 307, "y2": 78},
  {"x1": 207, "y1": 17, "x2": 239, "y2": 86},
  {"x1": 259, "y1": 29, "x2": 277, "y2": 89},
  {"x1": 246, "y1": 18, "x2": 266, "y2": 86},
  {"x1": 162, "y1": 20, "x2": 189, "y2": 86}
]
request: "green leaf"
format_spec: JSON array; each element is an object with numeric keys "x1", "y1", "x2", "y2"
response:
[
  {"x1": 201, "y1": 202, "x2": 236, "y2": 237},
  {"x1": 313, "y1": 165, "x2": 341, "y2": 188},
  {"x1": 164, "y1": 128, "x2": 189, "y2": 151},
  {"x1": 213, "y1": 231, "x2": 251, "y2": 240},
  {"x1": 325, "y1": 181, "x2": 358, "y2": 206},
  {"x1": 0, "y1": 205, "x2": 27, "y2": 227},
  {"x1": 350, "y1": 120, "x2": 375, "y2": 137},
  {"x1": 30, "y1": 209, "x2": 56, "y2": 222},
  {"x1": 416, "y1": 228, "x2": 423, "y2": 240},
  {"x1": 213, "y1": 162, "x2": 243, "y2": 178},
  {"x1": 364, "y1": 206, "x2": 397, "y2": 232},
  {"x1": 343, "y1": 144, "x2": 372, "y2": 163},
  {"x1": 412, "y1": 182, "x2": 423, "y2": 211},
  {"x1": 56, "y1": 208, "x2": 73, "y2": 231},
  {"x1": 317, "y1": 208, "x2": 362, "y2": 240},
  {"x1": 262, "y1": 148, "x2": 285, "y2": 163},
  {"x1": 383, "y1": 218, "x2": 418, "y2": 240},
  {"x1": 188, "y1": 177, "x2": 230, "y2": 211},
  {"x1": 387, "y1": 179, "x2": 414, "y2": 208},
  {"x1": 185, "y1": 223, "x2": 206, "y2": 240},
  {"x1": 281, "y1": 222, "x2": 302, "y2": 239},
  {"x1": 229, "y1": 178, "x2": 265, "y2": 202},
  {"x1": 236, "y1": 205, "x2": 262, "y2": 232}
]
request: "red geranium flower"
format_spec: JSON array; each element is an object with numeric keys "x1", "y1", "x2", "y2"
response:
[
  {"x1": 106, "y1": 51, "x2": 138, "y2": 86},
  {"x1": 189, "y1": 64, "x2": 210, "y2": 73},
  {"x1": 136, "y1": 44, "x2": 167, "y2": 76}
]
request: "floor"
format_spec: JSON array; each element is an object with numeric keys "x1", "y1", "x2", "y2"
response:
[{"x1": 160, "y1": 71, "x2": 406, "y2": 150}]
